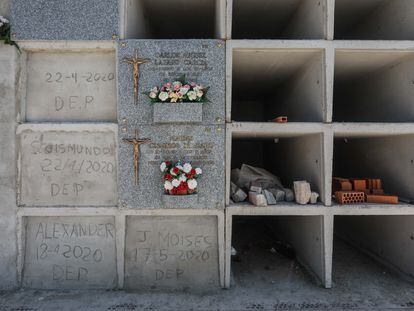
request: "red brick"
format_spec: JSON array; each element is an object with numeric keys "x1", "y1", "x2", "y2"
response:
[
  {"x1": 371, "y1": 188, "x2": 384, "y2": 195},
  {"x1": 366, "y1": 195, "x2": 398, "y2": 204},
  {"x1": 335, "y1": 191, "x2": 365, "y2": 204},
  {"x1": 350, "y1": 179, "x2": 366, "y2": 191}
]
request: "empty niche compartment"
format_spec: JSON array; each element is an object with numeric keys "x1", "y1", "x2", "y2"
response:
[
  {"x1": 231, "y1": 0, "x2": 327, "y2": 39},
  {"x1": 334, "y1": 50, "x2": 414, "y2": 122},
  {"x1": 124, "y1": 0, "x2": 224, "y2": 39},
  {"x1": 230, "y1": 216, "x2": 325, "y2": 287},
  {"x1": 231, "y1": 49, "x2": 325, "y2": 122},
  {"x1": 333, "y1": 216, "x2": 414, "y2": 288},
  {"x1": 333, "y1": 135, "x2": 414, "y2": 204},
  {"x1": 231, "y1": 133, "x2": 324, "y2": 204},
  {"x1": 335, "y1": 0, "x2": 414, "y2": 40}
]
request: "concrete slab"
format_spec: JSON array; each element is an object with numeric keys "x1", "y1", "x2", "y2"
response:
[
  {"x1": 124, "y1": 215, "x2": 220, "y2": 291},
  {"x1": 11, "y1": 0, "x2": 119, "y2": 40},
  {"x1": 17, "y1": 124, "x2": 118, "y2": 207},
  {"x1": 24, "y1": 50, "x2": 116, "y2": 122},
  {"x1": 22, "y1": 216, "x2": 117, "y2": 289}
]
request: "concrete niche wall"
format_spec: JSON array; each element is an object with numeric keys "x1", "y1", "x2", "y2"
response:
[
  {"x1": 334, "y1": 50, "x2": 414, "y2": 122},
  {"x1": 122, "y1": 0, "x2": 226, "y2": 39},
  {"x1": 231, "y1": 49, "x2": 325, "y2": 122},
  {"x1": 335, "y1": 215, "x2": 414, "y2": 280},
  {"x1": 335, "y1": 0, "x2": 414, "y2": 40},
  {"x1": 231, "y1": 133, "x2": 325, "y2": 204},
  {"x1": 229, "y1": 0, "x2": 327, "y2": 39},
  {"x1": 333, "y1": 134, "x2": 414, "y2": 201},
  {"x1": 19, "y1": 43, "x2": 117, "y2": 122}
]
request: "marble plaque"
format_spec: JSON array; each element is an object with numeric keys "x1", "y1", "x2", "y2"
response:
[
  {"x1": 18, "y1": 125, "x2": 118, "y2": 207},
  {"x1": 118, "y1": 40, "x2": 225, "y2": 125},
  {"x1": 125, "y1": 215, "x2": 219, "y2": 291},
  {"x1": 118, "y1": 124, "x2": 225, "y2": 209},
  {"x1": 23, "y1": 216, "x2": 117, "y2": 289},
  {"x1": 11, "y1": 0, "x2": 118, "y2": 40},
  {"x1": 25, "y1": 50, "x2": 117, "y2": 122}
]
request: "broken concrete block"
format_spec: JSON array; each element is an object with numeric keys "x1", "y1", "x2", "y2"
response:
[
  {"x1": 264, "y1": 190, "x2": 277, "y2": 205},
  {"x1": 294, "y1": 181, "x2": 311, "y2": 205},
  {"x1": 310, "y1": 192, "x2": 319, "y2": 204},
  {"x1": 249, "y1": 192, "x2": 267, "y2": 207},
  {"x1": 231, "y1": 182, "x2": 247, "y2": 203},
  {"x1": 284, "y1": 188, "x2": 295, "y2": 202},
  {"x1": 268, "y1": 188, "x2": 285, "y2": 202},
  {"x1": 250, "y1": 181, "x2": 262, "y2": 193}
]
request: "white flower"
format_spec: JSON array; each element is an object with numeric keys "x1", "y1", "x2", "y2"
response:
[
  {"x1": 149, "y1": 91, "x2": 157, "y2": 99},
  {"x1": 176, "y1": 164, "x2": 183, "y2": 171},
  {"x1": 170, "y1": 168, "x2": 178, "y2": 176},
  {"x1": 195, "y1": 167, "x2": 202, "y2": 175},
  {"x1": 179, "y1": 174, "x2": 187, "y2": 182},
  {"x1": 151, "y1": 87, "x2": 159, "y2": 93},
  {"x1": 164, "y1": 181, "x2": 173, "y2": 191},
  {"x1": 187, "y1": 91, "x2": 197, "y2": 101},
  {"x1": 183, "y1": 163, "x2": 192, "y2": 173},
  {"x1": 180, "y1": 87, "x2": 189, "y2": 95},
  {"x1": 196, "y1": 90, "x2": 203, "y2": 98},
  {"x1": 188, "y1": 179, "x2": 198, "y2": 190},
  {"x1": 172, "y1": 179, "x2": 180, "y2": 187},
  {"x1": 160, "y1": 162, "x2": 167, "y2": 172},
  {"x1": 158, "y1": 92, "x2": 169, "y2": 102},
  {"x1": 0, "y1": 16, "x2": 9, "y2": 24}
]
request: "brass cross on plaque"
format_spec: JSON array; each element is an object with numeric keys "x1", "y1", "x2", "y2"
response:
[
  {"x1": 123, "y1": 49, "x2": 150, "y2": 105},
  {"x1": 123, "y1": 130, "x2": 151, "y2": 186}
]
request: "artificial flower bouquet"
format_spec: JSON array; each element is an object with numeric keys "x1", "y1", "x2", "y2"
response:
[
  {"x1": 145, "y1": 76, "x2": 209, "y2": 104},
  {"x1": 160, "y1": 161, "x2": 202, "y2": 195}
]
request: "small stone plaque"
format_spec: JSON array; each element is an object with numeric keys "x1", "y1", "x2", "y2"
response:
[
  {"x1": 118, "y1": 40, "x2": 225, "y2": 125},
  {"x1": 118, "y1": 124, "x2": 225, "y2": 209},
  {"x1": 25, "y1": 50, "x2": 117, "y2": 122},
  {"x1": 18, "y1": 125, "x2": 118, "y2": 207},
  {"x1": 11, "y1": 0, "x2": 118, "y2": 40},
  {"x1": 23, "y1": 216, "x2": 117, "y2": 289},
  {"x1": 125, "y1": 215, "x2": 219, "y2": 291}
]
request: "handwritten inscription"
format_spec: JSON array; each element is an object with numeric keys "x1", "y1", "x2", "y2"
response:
[
  {"x1": 125, "y1": 216, "x2": 219, "y2": 290},
  {"x1": 152, "y1": 51, "x2": 212, "y2": 80},
  {"x1": 23, "y1": 217, "x2": 117, "y2": 289},
  {"x1": 26, "y1": 51, "x2": 116, "y2": 121},
  {"x1": 20, "y1": 129, "x2": 117, "y2": 206}
]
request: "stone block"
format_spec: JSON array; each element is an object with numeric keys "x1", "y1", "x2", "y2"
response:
[
  {"x1": 118, "y1": 124, "x2": 224, "y2": 209},
  {"x1": 294, "y1": 181, "x2": 311, "y2": 205},
  {"x1": 250, "y1": 181, "x2": 262, "y2": 193},
  {"x1": 248, "y1": 191, "x2": 267, "y2": 207},
  {"x1": 230, "y1": 182, "x2": 247, "y2": 203},
  {"x1": 11, "y1": 0, "x2": 118, "y2": 40},
  {"x1": 17, "y1": 125, "x2": 118, "y2": 207},
  {"x1": 124, "y1": 215, "x2": 220, "y2": 291},
  {"x1": 284, "y1": 188, "x2": 295, "y2": 202},
  {"x1": 310, "y1": 192, "x2": 319, "y2": 204},
  {"x1": 23, "y1": 216, "x2": 117, "y2": 289},
  {"x1": 263, "y1": 189, "x2": 276, "y2": 205},
  {"x1": 153, "y1": 102, "x2": 203, "y2": 124},
  {"x1": 268, "y1": 188, "x2": 285, "y2": 202},
  {"x1": 118, "y1": 40, "x2": 225, "y2": 126},
  {"x1": 24, "y1": 50, "x2": 117, "y2": 122}
]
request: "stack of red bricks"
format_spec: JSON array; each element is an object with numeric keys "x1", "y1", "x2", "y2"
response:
[{"x1": 333, "y1": 178, "x2": 398, "y2": 205}]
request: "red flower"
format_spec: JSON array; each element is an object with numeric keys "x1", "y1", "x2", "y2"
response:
[
  {"x1": 173, "y1": 167, "x2": 180, "y2": 175},
  {"x1": 164, "y1": 173, "x2": 173, "y2": 181},
  {"x1": 165, "y1": 161, "x2": 172, "y2": 166},
  {"x1": 170, "y1": 188, "x2": 178, "y2": 195},
  {"x1": 190, "y1": 168, "x2": 196, "y2": 175}
]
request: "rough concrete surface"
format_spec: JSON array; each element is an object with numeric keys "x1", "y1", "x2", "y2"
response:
[
  {"x1": 1, "y1": 237, "x2": 414, "y2": 310},
  {"x1": 0, "y1": 43, "x2": 18, "y2": 290},
  {"x1": 0, "y1": 0, "x2": 10, "y2": 18}
]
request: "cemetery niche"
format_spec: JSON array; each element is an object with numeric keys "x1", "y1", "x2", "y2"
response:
[
  {"x1": 230, "y1": 134, "x2": 324, "y2": 206},
  {"x1": 124, "y1": 215, "x2": 220, "y2": 291},
  {"x1": 17, "y1": 125, "x2": 118, "y2": 207},
  {"x1": 231, "y1": 49, "x2": 325, "y2": 122},
  {"x1": 22, "y1": 216, "x2": 117, "y2": 289},
  {"x1": 23, "y1": 49, "x2": 117, "y2": 122}
]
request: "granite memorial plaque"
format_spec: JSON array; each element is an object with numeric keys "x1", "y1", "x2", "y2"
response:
[
  {"x1": 117, "y1": 40, "x2": 225, "y2": 125},
  {"x1": 23, "y1": 216, "x2": 117, "y2": 289},
  {"x1": 11, "y1": 0, "x2": 118, "y2": 40},
  {"x1": 125, "y1": 215, "x2": 219, "y2": 291},
  {"x1": 118, "y1": 124, "x2": 225, "y2": 209},
  {"x1": 18, "y1": 125, "x2": 118, "y2": 206},
  {"x1": 25, "y1": 50, "x2": 117, "y2": 122}
]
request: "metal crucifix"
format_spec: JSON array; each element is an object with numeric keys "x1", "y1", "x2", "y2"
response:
[
  {"x1": 123, "y1": 49, "x2": 150, "y2": 105},
  {"x1": 123, "y1": 130, "x2": 151, "y2": 186}
]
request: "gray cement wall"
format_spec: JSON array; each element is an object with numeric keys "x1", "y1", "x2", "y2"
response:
[
  {"x1": 0, "y1": 43, "x2": 18, "y2": 290},
  {"x1": 0, "y1": 0, "x2": 10, "y2": 18}
]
